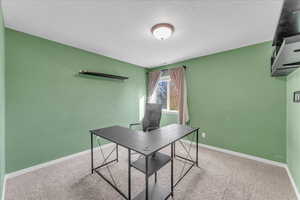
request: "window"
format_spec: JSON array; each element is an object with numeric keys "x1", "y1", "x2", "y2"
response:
[{"x1": 153, "y1": 75, "x2": 178, "y2": 112}]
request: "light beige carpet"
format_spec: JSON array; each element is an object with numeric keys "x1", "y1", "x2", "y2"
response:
[{"x1": 5, "y1": 143, "x2": 297, "y2": 200}]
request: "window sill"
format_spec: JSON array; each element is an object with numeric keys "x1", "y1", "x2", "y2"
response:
[{"x1": 162, "y1": 109, "x2": 178, "y2": 115}]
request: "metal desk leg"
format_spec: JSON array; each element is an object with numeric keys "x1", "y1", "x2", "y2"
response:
[
  {"x1": 174, "y1": 142, "x2": 176, "y2": 158},
  {"x1": 128, "y1": 149, "x2": 131, "y2": 200},
  {"x1": 90, "y1": 133, "x2": 94, "y2": 174},
  {"x1": 145, "y1": 156, "x2": 149, "y2": 200},
  {"x1": 116, "y1": 144, "x2": 119, "y2": 162},
  {"x1": 171, "y1": 143, "x2": 174, "y2": 198},
  {"x1": 196, "y1": 129, "x2": 199, "y2": 167}
]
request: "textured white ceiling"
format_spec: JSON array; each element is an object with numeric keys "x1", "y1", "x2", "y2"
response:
[{"x1": 2, "y1": 0, "x2": 283, "y2": 68}]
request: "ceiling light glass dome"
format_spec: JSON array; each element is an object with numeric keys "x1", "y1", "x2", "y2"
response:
[{"x1": 151, "y1": 23, "x2": 175, "y2": 40}]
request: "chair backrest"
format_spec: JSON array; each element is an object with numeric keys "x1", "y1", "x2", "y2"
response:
[{"x1": 142, "y1": 103, "x2": 162, "y2": 132}]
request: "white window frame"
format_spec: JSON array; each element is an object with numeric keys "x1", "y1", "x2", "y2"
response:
[{"x1": 156, "y1": 75, "x2": 178, "y2": 114}]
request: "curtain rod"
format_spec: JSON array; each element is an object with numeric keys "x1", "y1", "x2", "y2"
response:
[
  {"x1": 147, "y1": 65, "x2": 186, "y2": 73},
  {"x1": 163, "y1": 65, "x2": 186, "y2": 70}
]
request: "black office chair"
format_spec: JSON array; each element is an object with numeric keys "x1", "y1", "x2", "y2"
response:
[
  {"x1": 129, "y1": 103, "x2": 162, "y2": 158},
  {"x1": 129, "y1": 103, "x2": 162, "y2": 132},
  {"x1": 129, "y1": 103, "x2": 162, "y2": 183}
]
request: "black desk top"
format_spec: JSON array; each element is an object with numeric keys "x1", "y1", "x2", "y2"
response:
[{"x1": 90, "y1": 124, "x2": 198, "y2": 156}]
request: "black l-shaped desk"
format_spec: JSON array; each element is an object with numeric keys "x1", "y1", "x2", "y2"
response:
[{"x1": 90, "y1": 124, "x2": 199, "y2": 200}]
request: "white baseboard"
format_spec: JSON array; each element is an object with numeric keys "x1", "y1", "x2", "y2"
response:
[
  {"x1": 3, "y1": 140, "x2": 299, "y2": 199},
  {"x1": 1, "y1": 175, "x2": 7, "y2": 200},
  {"x1": 285, "y1": 166, "x2": 300, "y2": 200},
  {"x1": 6, "y1": 140, "x2": 287, "y2": 178},
  {"x1": 6, "y1": 143, "x2": 114, "y2": 180},
  {"x1": 181, "y1": 140, "x2": 300, "y2": 199},
  {"x1": 180, "y1": 140, "x2": 287, "y2": 168}
]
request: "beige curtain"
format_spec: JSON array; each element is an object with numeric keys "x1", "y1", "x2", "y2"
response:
[
  {"x1": 147, "y1": 70, "x2": 161, "y2": 103},
  {"x1": 169, "y1": 67, "x2": 189, "y2": 124}
]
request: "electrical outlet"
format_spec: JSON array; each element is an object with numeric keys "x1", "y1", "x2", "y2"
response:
[{"x1": 201, "y1": 132, "x2": 206, "y2": 138}]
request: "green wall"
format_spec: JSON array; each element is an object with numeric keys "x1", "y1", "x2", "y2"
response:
[
  {"x1": 287, "y1": 68, "x2": 300, "y2": 193},
  {"x1": 151, "y1": 42, "x2": 287, "y2": 163},
  {"x1": 4, "y1": 27, "x2": 288, "y2": 174},
  {"x1": 5, "y1": 29, "x2": 146, "y2": 173},
  {"x1": 0, "y1": 5, "x2": 5, "y2": 199}
]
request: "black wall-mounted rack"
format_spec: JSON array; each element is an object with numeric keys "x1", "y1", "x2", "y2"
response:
[
  {"x1": 79, "y1": 70, "x2": 129, "y2": 80},
  {"x1": 294, "y1": 91, "x2": 300, "y2": 102}
]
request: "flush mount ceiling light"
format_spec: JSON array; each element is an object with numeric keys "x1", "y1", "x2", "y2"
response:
[{"x1": 151, "y1": 23, "x2": 175, "y2": 40}]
